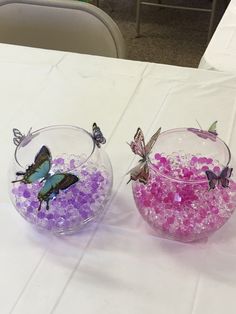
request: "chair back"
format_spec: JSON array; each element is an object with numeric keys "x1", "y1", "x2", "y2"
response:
[{"x1": 0, "y1": 0, "x2": 125, "y2": 58}]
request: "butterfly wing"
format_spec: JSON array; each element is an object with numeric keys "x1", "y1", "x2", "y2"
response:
[
  {"x1": 208, "y1": 121, "x2": 218, "y2": 136},
  {"x1": 12, "y1": 145, "x2": 51, "y2": 184},
  {"x1": 145, "y1": 127, "x2": 161, "y2": 155},
  {"x1": 219, "y1": 166, "x2": 233, "y2": 188},
  {"x1": 128, "y1": 162, "x2": 149, "y2": 184},
  {"x1": 188, "y1": 127, "x2": 216, "y2": 141},
  {"x1": 129, "y1": 128, "x2": 146, "y2": 158},
  {"x1": 188, "y1": 128, "x2": 204, "y2": 137},
  {"x1": 21, "y1": 128, "x2": 38, "y2": 147},
  {"x1": 38, "y1": 173, "x2": 79, "y2": 210},
  {"x1": 92, "y1": 123, "x2": 106, "y2": 148},
  {"x1": 54, "y1": 173, "x2": 79, "y2": 190},
  {"x1": 13, "y1": 128, "x2": 24, "y2": 146},
  {"x1": 205, "y1": 170, "x2": 218, "y2": 190},
  {"x1": 34, "y1": 145, "x2": 51, "y2": 163},
  {"x1": 27, "y1": 159, "x2": 51, "y2": 183},
  {"x1": 137, "y1": 163, "x2": 150, "y2": 184}
]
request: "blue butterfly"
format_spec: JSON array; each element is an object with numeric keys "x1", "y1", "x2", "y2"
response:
[{"x1": 12, "y1": 146, "x2": 79, "y2": 210}]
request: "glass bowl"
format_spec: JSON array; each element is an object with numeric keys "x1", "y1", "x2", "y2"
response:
[
  {"x1": 132, "y1": 128, "x2": 236, "y2": 242},
  {"x1": 9, "y1": 125, "x2": 113, "y2": 235}
]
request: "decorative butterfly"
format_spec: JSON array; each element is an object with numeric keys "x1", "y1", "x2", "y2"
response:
[
  {"x1": 92, "y1": 123, "x2": 106, "y2": 148},
  {"x1": 12, "y1": 146, "x2": 79, "y2": 210},
  {"x1": 13, "y1": 127, "x2": 38, "y2": 147},
  {"x1": 187, "y1": 121, "x2": 218, "y2": 141},
  {"x1": 205, "y1": 166, "x2": 233, "y2": 190},
  {"x1": 127, "y1": 127, "x2": 161, "y2": 184}
]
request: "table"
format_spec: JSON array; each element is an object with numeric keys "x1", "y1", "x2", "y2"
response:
[
  {"x1": 199, "y1": 0, "x2": 236, "y2": 73},
  {"x1": 1, "y1": 42, "x2": 236, "y2": 314}
]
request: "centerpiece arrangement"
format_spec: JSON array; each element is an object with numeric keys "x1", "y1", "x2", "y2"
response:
[
  {"x1": 10, "y1": 123, "x2": 113, "y2": 234},
  {"x1": 128, "y1": 122, "x2": 236, "y2": 242}
]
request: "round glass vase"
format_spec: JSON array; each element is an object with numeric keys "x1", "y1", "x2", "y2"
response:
[
  {"x1": 9, "y1": 125, "x2": 113, "y2": 235},
  {"x1": 132, "y1": 128, "x2": 236, "y2": 242}
]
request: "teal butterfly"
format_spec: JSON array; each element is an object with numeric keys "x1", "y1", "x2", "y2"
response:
[{"x1": 12, "y1": 146, "x2": 79, "y2": 210}]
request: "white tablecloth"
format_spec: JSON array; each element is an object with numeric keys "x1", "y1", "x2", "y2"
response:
[
  {"x1": 199, "y1": 0, "x2": 236, "y2": 73},
  {"x1": 1, "y1": 43, "x2": 236, "y2": 314}
]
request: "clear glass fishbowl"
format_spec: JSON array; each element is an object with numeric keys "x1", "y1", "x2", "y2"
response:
[
  {"x1": 9, "y1": 125, "x2": 113, "y2": 235},
  {"x1": 132, "y1": 128, "x2": 236, "y2": 242}
]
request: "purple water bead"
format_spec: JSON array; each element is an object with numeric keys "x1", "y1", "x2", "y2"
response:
[
  {"x1": 55, "y1": 217, "x2": 66, "y2": 228},
  {"x1": 91, "y1": 182, "x2": 99, "y2": 190},
  {"x1": 27, "y1": 206, "x2": 34, "y2": 213},
  {"x1": 79, "y1": 210, "x2": 89, "y2": 219},
  {"x1": 30, "y1": 200, "x2": 39, "y2": 209},
  {"x1": 57, "y1": 158, "x2": 64, "y2": 165},
  {"x1": 70, "y1": 159, "x2": 76, "y2": 169},
  {"x1": 12, "y1": 187, "x2": 18, "y2": 195},
  {"x1": 98, "y1": 175, "x2": 105, "y2": 182},
  {"x1": 23, "y1": 189, "x2": 31, "y2": 198},
  {"x1": 71, "y1": 185, "x2": 79, "y2": 195},
  {"x1": 37, "y1": 212, "x2": 46, "y2": 219},
  {"x1": 46, "y1": 213, "x2": 54, "y2": 220},
  {"x1": 18, "y1": 184, "x2": 26, "y2": 192},
  {"x1": 16, "y1": 202, "x2": 21, "y2": 208},
  {"x1": 81, "y1": 170, "x2": 89, "y2": 176},
  {"x1": 60, "y1": 200, "x2": 68, "y2": 208}
]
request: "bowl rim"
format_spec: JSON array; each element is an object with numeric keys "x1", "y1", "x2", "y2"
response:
[
  {"x1": 14, "y1": 124, "x2": 96, "y2": 168},
  {"x1": 147, "y1": 127, "x2": 232, "y2": 185}
]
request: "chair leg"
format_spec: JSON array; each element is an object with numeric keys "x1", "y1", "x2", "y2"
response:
[
  {"x1": 208, "y1": 0, "x2": 217, "y2": 42},
  {"x1": 95, "y1": 0, "x2": 99, "y2": 6},
  {"x1": 136, "y1": 0, "x2": 141, "y2": 37},
  {"x1": 136, "y1": 0, "x2": 161, "y2": 37}
]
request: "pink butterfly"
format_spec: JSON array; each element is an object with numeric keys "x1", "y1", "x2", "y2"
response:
[
  {"x1": 187, "y1": 121, "x2": 218, "y2": 142},
  {"x1": 128, "y1": 127, "x2": 161, "y2": 184}
]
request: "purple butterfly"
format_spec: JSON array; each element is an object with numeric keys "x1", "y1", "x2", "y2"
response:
[
  {"x1": 188, "y1": 121, "x2": 218, "y2": 142},
  {"x1": 127, "y1": 127, "x2": 161, "y2": 184},
  {"x1": 92, "y1": 123, "x2": 106, "y2": 148},
  {"x1": 205, "y1": 166, "x2": 233, "y2": 190},
  {"x1": 13, "y1": 127, "x2": 38, "y2": 147}
]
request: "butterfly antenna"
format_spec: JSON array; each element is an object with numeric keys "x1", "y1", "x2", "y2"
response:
[
  {"x1": 27, "y1": 127, "x2": 33, "y2": 136},
  {"x1": 127, "y1": 177, "x2": 132, "y2": 184},
  {"x1": 196, "y1": 120, "x2": 202, "y2": 130},
  {"x1": 11, "y1": 179, "x2": 23, "y2": 183}
]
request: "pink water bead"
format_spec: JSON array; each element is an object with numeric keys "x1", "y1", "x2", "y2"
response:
[
  {"x1": 133, "y1": 152, "x2": 236, "y2": 242},
  {"x1": 191, "y1": 156, "x2": 198, "y2": 164},
  {"x1": 154, "y1": 153, "x2": 162, "y2": 160}
]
